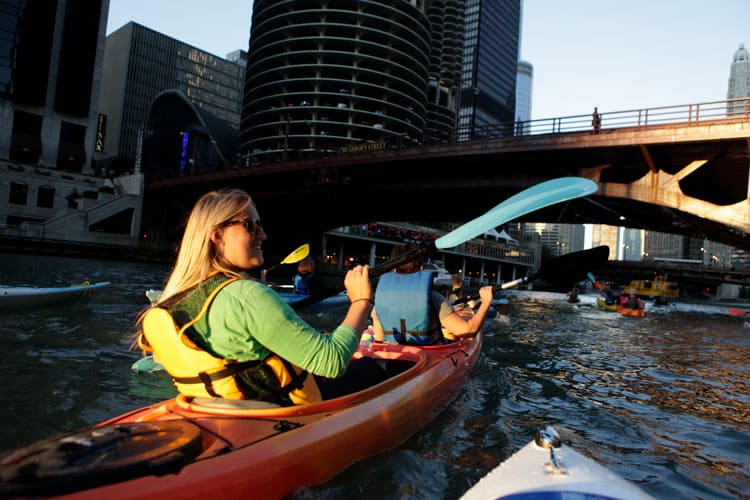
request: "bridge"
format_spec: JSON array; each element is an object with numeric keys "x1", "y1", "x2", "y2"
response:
[{"x1": 143, "y1": 98, "x2": 750, "y2": 258}]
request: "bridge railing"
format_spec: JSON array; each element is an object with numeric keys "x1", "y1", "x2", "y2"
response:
[
  {"x1": 462, "y1": 97, "x2": 750, "y2": 140},
  {"x1": 160, "y1": 97, "x2": 750, "y2": 175}
]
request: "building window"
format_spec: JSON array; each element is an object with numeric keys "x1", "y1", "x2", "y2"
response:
[
  {"x1": 9, "y1": 182, "x2": 28, "y2": 205},
  {"x1": 37, "y1": 186, "x2": 55, "y2": 208}
]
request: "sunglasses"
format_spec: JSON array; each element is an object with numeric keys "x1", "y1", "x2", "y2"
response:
[{"x1": 220, "y1": 218, "x2": 264, "y2": 236}]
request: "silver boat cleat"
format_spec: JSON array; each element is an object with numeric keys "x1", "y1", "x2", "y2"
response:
[{"x1": 535, "y1": 425, "x2": 567, "y2": 474}]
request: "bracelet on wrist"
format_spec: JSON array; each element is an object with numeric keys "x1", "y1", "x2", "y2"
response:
[{"x1": 350, "y1": 297, "x2": 374, "y2": 307}]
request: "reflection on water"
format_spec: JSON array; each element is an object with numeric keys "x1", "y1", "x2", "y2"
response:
[{"x1": 1, "y1": 256, "x2": 748, "y2": 499}]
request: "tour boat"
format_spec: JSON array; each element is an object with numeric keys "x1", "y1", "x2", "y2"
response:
[
  {"x1": 623, "y1": 275, "x2": 679, "y2": 305},
  {"x1": 0, "y1": 281, "x2": 110, "y2": 310},
  {"x1": 0, "y1": 334, "x2": 482, "y2": 499}
]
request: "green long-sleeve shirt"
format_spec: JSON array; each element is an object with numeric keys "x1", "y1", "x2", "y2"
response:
[{"x1": 192, "y1": 279, "x2": 358, "y2": 378}]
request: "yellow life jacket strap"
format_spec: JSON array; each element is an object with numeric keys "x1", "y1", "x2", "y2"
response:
[{"x1": 171, "y1": 359, "x2": 262, "y2": 395}]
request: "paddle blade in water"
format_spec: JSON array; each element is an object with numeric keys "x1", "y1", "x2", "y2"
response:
[
  {"x1": 280, "y1": 243, "x2": 310, "y2": 264},
  {"x1": 434, "y1": 177, "x2": 598, "y2": 249}
]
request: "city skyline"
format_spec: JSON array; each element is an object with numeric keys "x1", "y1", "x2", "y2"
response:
[{"x1": 106, "y1": 0, "x2": 747, "y2": 120}]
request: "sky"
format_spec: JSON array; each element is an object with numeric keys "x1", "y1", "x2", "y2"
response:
[{"x1": 106, "y1": 0, "x2": 747, "y2": 120}]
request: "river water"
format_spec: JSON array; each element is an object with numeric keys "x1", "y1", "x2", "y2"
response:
[{"x1": 0, "y1": 253, "x2": 747, "y2": 499}]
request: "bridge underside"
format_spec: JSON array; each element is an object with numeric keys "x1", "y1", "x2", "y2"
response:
[{"x1": 144, "y1": 121, "x2": 750, "y2": 259}]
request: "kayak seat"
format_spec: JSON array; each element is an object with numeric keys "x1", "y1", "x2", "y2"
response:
[{"x1": 190, "y1": 397, "x2": 281, "y2": 410}]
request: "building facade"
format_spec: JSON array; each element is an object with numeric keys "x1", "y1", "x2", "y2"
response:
[
  {"x1": 98, "y1": 22, "x2": 245, "y2": 173},
  {"x1": 457, "y1": 0, "x2": 521, "y2": 141},
  {"x1": 423, "y1": 0, "x2": 466, "y2": 144},
  {"x1": 525, "y1": 223, "x2": 585, "y2": 257},
  {"x1": 0, "y1": 0, "x2": 109, "y2": 173}
]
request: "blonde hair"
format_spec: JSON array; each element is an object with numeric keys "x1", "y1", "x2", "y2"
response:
[{"x1": 158, "y1": 188, "x2": 253, "y2": 304}]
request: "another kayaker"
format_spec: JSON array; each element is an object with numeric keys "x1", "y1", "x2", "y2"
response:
[
  {"x1": 293, "y1": 256, "x2": 314, "y2": 294},
  {"x1": 371, "y1": 243, "x2": 494, "y2": 344},
  {"x1": 621, "y1": 291, "x2": 644, "y2": 310},
  {"x1": 137, "y1": 188, "x2": 386, "y2": 406},
  {"x1": 447, "y1": 273, "x2": 470, "y2": 304}
]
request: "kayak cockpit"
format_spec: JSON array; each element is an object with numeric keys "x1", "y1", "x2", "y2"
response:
[{"x1": 172, "y1": 343, "x2": 430, "y2": 417}]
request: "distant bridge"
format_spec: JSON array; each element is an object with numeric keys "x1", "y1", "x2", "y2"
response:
[{"x1": 143, "y1": 98, "x2": 750, "y2": 258}]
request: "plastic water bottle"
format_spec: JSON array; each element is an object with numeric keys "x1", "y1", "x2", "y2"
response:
[{"x1": 359, "y1": 328, "x2": 373, "y2": 351}]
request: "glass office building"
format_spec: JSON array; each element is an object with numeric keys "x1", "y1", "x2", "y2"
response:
[{"x1": 458, "y1": 0, "x2": 521, "y2": 141}]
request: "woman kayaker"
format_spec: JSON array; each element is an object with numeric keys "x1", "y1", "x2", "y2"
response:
[
  {"x1": 137, "y1": 188, "x2": 386, "y2": 406},
  {"x1": 371, "y1": 243, "x2": 494, "y2": 344}
]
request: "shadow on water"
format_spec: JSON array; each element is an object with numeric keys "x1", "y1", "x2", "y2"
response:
[{"x1": 1, "y1": 255, "x2": 748, "y2": 499}]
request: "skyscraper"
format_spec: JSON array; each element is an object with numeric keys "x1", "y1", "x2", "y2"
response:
[
  {"x1": 239, "y1": 1, "x2": 432, "y2": 163},
  {"x1": 727, "y1": 43, "x2": 749, "y2": 116},
  {"x1": 515, "y1": 59, "x2": 533, "y2": 134},
  {"x1": 240, "y1": 1, "x2": 523, "y2": 160},
  {"x1": 457, "y1": 0, "x2": 522, "y2": 141},
  {"x1": 0, "y1": 0, "x2": 109, "y2": 172}
]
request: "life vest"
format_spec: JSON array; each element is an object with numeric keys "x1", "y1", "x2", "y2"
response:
[
  {"x1": 626, "y1": 296, "x2": 641, "y2": 309},
  {"x1": 294, "y1": 273, "x2": 311, "y2": 294},
  {"x1": 138, "y1": 275, "x2": 322, "y2": 405},
  {"x1": 374, "y1": 270, "x2": 437, "y2": 345}
]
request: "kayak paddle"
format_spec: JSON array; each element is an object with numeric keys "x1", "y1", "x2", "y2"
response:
[
  {"x1": 265, "y1": 243, "x2": 310, "y2": 273},
  {"x1": 292, "y1": 177, "x2": 598, "y2": 310},
  {"x1": 587, "y1": 271, "x2": 607, "y2": 291}
]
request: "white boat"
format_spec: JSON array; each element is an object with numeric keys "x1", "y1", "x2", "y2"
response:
[
  {"x1": 0, "y1": 281, "x2": 110, "y2": 310},
  {"x1": 461, "y1": 426, "x2": 655, "y2": 500}
]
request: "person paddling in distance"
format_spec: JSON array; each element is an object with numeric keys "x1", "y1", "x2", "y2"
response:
[
  {"x1": 447, "y1": 273, "x2": 470, "y2": 304},
  {"x1": 137, "y1": 188, "x2": 386, "y2": 406},
  {"x1": 371, "y1": 243, "x2": 495, "y2": 344},
  {"x1": 293, "y1": 255, "x2": 315, "y2": 294}
]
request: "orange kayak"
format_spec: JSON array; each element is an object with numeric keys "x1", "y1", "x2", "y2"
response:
[
  {"x1": 617, "y1": 305, "x2": 647, "y2": 317},
  {"x1": 0, "y1": 335, "x2": 482, "y2": 499}
]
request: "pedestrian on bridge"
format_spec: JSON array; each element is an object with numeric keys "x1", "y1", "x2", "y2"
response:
[{"x1": 592, "y1": 107, "x2": 601, "y2": 134}]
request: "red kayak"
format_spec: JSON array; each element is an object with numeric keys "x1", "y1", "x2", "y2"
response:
[{"x1": 0, "y1": 335, "x2": 482, "y2": 499}]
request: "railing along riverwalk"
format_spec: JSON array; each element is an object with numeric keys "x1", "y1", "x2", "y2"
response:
[{"x1": 463, "y1": 97, "x2": 750, "y2": 140}]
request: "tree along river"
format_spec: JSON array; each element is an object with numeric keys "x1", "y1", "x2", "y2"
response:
[{"x1": 0, "y1": 253, "x2": 747, "y2": 499}]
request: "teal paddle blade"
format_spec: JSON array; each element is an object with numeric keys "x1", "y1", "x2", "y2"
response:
[{"x1": 435, "y1": 177, "x2": 598, "y2": 249}]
